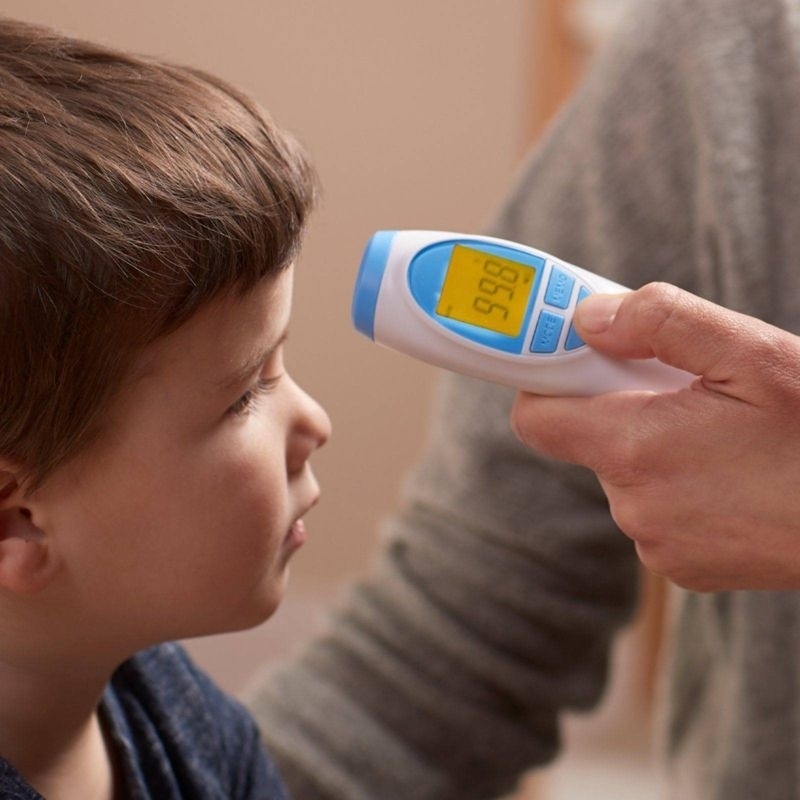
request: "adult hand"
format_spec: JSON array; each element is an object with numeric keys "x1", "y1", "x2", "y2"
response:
[{"x1": 511, "y1": 282, "x2": 800, "y2": 591}]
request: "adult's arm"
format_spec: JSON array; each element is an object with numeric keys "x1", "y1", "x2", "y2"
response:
[
  {"x1": 250, "y1": 0, "x2": 800, "y2": 797},
  {"x1": 252, "y1": 374, "x2": 638, "y2": 800}
]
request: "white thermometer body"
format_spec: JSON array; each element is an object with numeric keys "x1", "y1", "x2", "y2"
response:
[{"x1": 352, "y1": 231, "x2": 692, "y2": 396}]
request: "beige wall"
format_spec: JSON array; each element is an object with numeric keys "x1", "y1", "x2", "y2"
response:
[{"x1": 3, "y1": 1, "x2": 532, "y2": 691}]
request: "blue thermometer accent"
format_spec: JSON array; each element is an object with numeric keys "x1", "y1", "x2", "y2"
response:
[
  {"x1": 352, "y1": 230, "x2": 693, "y2": 396},
  {"x1": 352, "y1": 230, "x2": 395, "y2": 340}
]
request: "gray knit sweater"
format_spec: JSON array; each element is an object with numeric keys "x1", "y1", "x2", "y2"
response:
[{"x1": 251, "y1": 1, "x2": 800, "y2": 798}]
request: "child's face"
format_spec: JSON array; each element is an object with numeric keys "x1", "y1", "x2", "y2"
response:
[{"x1": 33, "y1": 266, "x2": 331, "y2": 648}]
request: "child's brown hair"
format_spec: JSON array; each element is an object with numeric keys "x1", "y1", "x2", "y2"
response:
[{"x1": 0, "y1": 19, "x2": 318, "y2": 489}]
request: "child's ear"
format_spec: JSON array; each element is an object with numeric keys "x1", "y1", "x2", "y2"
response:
[{"x1": 0, "y1": 468, "x2": 56, "y2": 595}]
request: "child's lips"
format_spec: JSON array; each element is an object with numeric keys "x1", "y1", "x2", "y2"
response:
[
  {"x1": 285, "y1": 495, "x2": 319, "y2": 550},
  {"x1": 285, "y1": 518, "x2": 308, "y2": 550}
]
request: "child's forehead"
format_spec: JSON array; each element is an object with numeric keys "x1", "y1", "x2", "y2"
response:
[{"x1": 132, "y1": 271, "x2": 292, "y2": 391}]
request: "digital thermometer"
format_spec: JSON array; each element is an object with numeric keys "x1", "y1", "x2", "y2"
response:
[{"x1": 351, "y1": 230, "x2": 693, "y2": 395}]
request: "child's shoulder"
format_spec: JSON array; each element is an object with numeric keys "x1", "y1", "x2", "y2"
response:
[
  {"x1": 102, "y1": 642, "x2": 289, "y2": 799},
  {"x1": 109, "y1": 642, "x2": 237, "y2": 727},
  {"x1": 0, "y1": 757, "x2": 42, "y2": 799}
]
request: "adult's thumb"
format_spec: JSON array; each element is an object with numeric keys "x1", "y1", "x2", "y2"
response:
[{"x1": 573, "y1": 282, "x2": 761, "y2": 382}]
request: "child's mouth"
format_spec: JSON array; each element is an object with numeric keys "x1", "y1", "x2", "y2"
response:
[{"x1": 285, "y1": 518, "x2": 308, "y2": 551}]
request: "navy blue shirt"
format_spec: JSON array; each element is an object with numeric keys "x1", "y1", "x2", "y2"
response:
[{"x1": 0, "y1": 643, "x2": 290, "y2": 799}]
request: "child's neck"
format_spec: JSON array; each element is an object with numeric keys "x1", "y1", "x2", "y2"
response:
[{"x1": 0, "y1": 650, "x2": 120, "y2": 799}]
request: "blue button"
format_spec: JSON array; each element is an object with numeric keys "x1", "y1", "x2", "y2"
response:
[
  {"x1": 564, "y1": 286, "x2": 592, "y2": 350},
  {"x1": 564, "y1": 325, "x2": 585, "y2": 351},
  {"x1": 544, "y1": 266, "x2": 575, "y2": 309},
  {"x1": 530, "y1": 310, "x2": 564, "y2": 353}
]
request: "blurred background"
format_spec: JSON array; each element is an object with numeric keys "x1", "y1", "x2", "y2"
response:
[{"x1": 1, "y1": 1, "x2": 662, "y2": 797}]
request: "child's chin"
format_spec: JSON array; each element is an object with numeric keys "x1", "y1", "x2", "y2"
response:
[
  {"x1": 181, "y1": 589, "x2": 284, "y2": 643},
  {"x1": 229, "y1": 578, "x2": 289, "y2": 632}
]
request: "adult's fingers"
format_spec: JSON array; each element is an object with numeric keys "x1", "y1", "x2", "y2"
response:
[{"x1": 510, "y1": 390, "x2": 656, "y2": 476}]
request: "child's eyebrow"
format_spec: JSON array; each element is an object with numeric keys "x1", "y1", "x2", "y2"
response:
[{"x1": 216, "y1": 329, "x2": 289, "y2": 391}]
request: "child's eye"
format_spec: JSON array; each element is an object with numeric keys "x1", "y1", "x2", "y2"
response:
[{"x1": 228, "y1": 376, "x2": 282, "y2": 417}]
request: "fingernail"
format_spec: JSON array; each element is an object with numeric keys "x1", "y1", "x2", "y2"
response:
[{"x1": 575, "y1": 293, "x2": 624, "y2": 334}]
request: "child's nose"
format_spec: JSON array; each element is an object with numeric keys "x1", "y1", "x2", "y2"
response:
[
  {"x1": 287, "y1": 378, "x2": 331, "y2": 474},
  {"x1": 304, "y1": 392, "x2": 332, "y2": 450}
]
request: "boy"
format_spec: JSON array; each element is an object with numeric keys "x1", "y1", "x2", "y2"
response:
[{"x1": 0, "y1": 17, "x2": 331, "y2": 800}]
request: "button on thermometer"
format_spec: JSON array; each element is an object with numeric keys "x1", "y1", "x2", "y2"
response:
[{"x1": 351, "y1": 231, "x2": 693, "y2": 395}]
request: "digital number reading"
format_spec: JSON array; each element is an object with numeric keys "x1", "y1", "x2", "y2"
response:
[{"x1": 436, "y1": 245, "x2": 535, "y2": 336}]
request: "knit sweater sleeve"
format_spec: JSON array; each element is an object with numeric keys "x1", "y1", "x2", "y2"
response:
[
  {"x1": 250, "y1": 1, "x2": 799, "y2": 798},
  {"x1": 253, "y1": 373, "x2": 639, "y2": 800}
]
